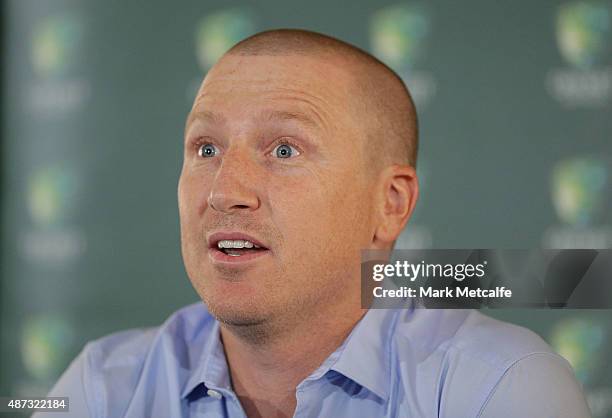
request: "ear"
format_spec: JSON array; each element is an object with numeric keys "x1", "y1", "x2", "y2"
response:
[{"x1": 372, "y1": 164, "x2": 419, "y2": 247}]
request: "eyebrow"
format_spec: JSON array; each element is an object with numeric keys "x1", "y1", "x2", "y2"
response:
[{"x1": 185, "y1": 109, "x2": 323, "y2": 134}]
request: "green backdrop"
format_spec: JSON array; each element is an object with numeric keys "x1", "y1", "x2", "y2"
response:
[{"x1": 2, "y1": 0, "x2": 611, "y2": 416}]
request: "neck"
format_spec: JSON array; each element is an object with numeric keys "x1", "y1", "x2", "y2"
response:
[{"x1": 220, "y1": 305, "x2": 367, "y2": 418}]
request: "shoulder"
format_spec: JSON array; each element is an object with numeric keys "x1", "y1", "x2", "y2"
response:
[
  {"x1": 476, "y1": 349, "x2": 592, "y2": 417},
  {"x1": 85, "y1": 302, "x2": 214, "y2": 369},
  {"x1": 392, "y1": 309, "x2": 589, "y2": 417},
  {"x1": 49, "y1": 302, "x2": 216, "y2": 418},
  {"x1": 394, "y1": 309, "x2": 554, "y2": 368},
  {"x1": 446, "y1": 309, "x2": 554, "y2": 363}
]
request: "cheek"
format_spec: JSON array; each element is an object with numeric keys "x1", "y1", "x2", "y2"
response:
[
  {"x1": 268, "y1": 168, "x2": 365, "y2": 253},
  {"x1": 178, "y1": 169, "x2": 210, "y2": 218},
  {"x1": 177, "y1": 172, "x2": 209, "y2": 254}
]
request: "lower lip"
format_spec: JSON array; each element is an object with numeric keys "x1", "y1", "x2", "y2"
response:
[{"x1": 208, "y1": 247, "x2": 270, "y2": 264}]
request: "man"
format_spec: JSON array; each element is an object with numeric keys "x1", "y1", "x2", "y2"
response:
[{"x1": 37, "y1": 29, "x2": 591, "y2": 418}]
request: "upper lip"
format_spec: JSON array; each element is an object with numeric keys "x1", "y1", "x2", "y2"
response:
[{"x1": 207, "y1": 231, "x2": 269, "y2": 250}]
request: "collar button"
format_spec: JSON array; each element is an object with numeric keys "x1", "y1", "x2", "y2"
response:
[{"x1": 207, "y1": 389, "x2": 223, "y2": 399}]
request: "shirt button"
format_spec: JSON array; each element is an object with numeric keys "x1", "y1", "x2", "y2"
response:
[{"x1": 207, "y1": 389, "x2": 223, "y2": 399}]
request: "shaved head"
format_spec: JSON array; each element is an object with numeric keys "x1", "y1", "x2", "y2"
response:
[
  {"x1": 225, "y1": 29, "x2": 419, "y2": 169},
  {"x1": 181, "y1": 28, "x2": 420, "y2": 337}
]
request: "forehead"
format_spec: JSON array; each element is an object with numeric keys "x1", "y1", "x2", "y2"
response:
[{"x1": 190, "y1": 54, "x2": 357, "y2": 122}]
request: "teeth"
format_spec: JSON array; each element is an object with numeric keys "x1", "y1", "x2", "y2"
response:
[{"x1": 217, "y1": 239, "x2": 260, "y2": 249}]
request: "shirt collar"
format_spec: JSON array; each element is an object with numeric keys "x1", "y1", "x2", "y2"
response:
[
  {"x1": 181, "y1": 306, "x2": 412, "y2": 403},
  {"x1": 327, "y1": 307, "x2": 405, "y2": 401},
  {"x1": 181, "y1": 320, "x2": 231, "y2": 400}
]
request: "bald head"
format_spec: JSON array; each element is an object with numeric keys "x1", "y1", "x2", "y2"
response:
[
  {"x1": 181, "y1": 29, "x2": 420, "y2": 329},
  {"x1": 223, "y1": 29, "x2": 419, "y2": 169}
]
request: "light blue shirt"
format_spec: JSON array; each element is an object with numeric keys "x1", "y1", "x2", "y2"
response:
[{"x1": 35, "y1": 302, "x2": 591, "y2": 418}]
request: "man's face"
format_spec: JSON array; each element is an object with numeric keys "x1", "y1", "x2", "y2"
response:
[{"x1": 179, "y1": 53, "x2": 375, "y2": 326}]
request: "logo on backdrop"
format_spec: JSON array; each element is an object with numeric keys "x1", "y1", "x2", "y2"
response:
[
  {"x1": 21, "y1": 315, "x2": 74, "y2": 382},
  {"x1": 369, "y1": 3, "x2": 437, "y2": 109},
  {"x1": 20, "y1": 165, "x2": 86, "y2": 264},
  {"x1": 186, "y1": 8, "x2": 258, "y2": 101},
  {"x1": 552, "y1": 157, "x2": 609, "y2": 226},
  {"x1": 31, "y1": 12, "x2": 83, "y2": 79},
  {"x1": 546, "y1": 1, "x2": 612, "y2": 107},
  {"x1": 195, "y1": 8, "x2": 257, "y2": 72},
  {"x1": 549, "y1": 317, "x2": 612, "y2": 417},
  {"x1": 550, "y1": 317, "x2": 607, "y2": 384},
  {"x1": 544, "y1": 156, "x2": 612, "y2": 248},
  {"x1": 557, "y1": 1, "x2": 610, "y2": 69},
  {"x1": 27, "y1": 165, "x2": 79, "y2": 227},
  {"x1": 27, "y1": 11, "x2": 91, "y2": 115}
]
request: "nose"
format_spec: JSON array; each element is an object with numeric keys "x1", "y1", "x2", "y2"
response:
[{"x1": 207, "y1": 148, "x2": 261, "y2": 213}]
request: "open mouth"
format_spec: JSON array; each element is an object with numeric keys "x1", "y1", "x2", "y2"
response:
[
  {"x1": 215, "y1": 239, "x2": 268, "y2": 257},
  {"x1": 207, "y1": 232, "x2": 271, "y2": 263}
]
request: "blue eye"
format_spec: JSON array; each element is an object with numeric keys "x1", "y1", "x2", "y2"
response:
[
  {"x1": 198, "y1": 143, "x2": 218, "y2": 158},
  {"x1": 273, "y1": 143, "x2": 300, "y2": 159}
]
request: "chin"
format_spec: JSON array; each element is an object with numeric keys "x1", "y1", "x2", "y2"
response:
[
  {"x1": 203, "y1": 291, "x2": 272, "y2": 327},
  {"x1": 213, "y1": 311, "x2": 268, "y2": 327}
]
